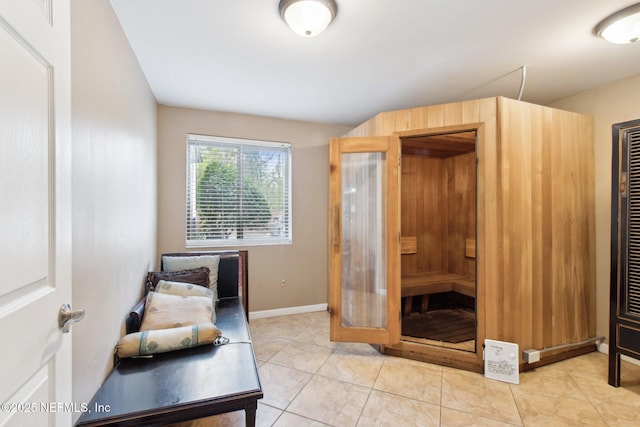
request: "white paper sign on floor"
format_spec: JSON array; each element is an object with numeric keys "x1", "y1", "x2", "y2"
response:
[{"x1": 484, "y1": 339, "x2": 519, "y2": 384}]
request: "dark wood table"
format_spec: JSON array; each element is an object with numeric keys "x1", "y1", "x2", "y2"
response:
[{"x1": 75, "y1": 298, "x2": 262, "y2": 426}]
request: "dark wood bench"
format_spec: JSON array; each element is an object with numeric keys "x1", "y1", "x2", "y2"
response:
[{"x1": 76, "y1": 251, "x2": 262, "y2": 427}]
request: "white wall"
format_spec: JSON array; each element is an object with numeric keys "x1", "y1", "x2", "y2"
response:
[
  {"x1": 71, "y1": 0, "x2": 157, "y2": 406},
  {"x1": 552, "y1": 73, "x2": 640, "y2": 343}
]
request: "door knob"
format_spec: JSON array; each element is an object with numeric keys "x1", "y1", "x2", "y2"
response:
[{"x1": 58, "y1": 304, "x2": 85, "y2": 333}]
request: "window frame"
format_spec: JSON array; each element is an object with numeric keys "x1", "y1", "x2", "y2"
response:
[{"x1": 185, "y1": 133, "x2": 292, "y2": 248}]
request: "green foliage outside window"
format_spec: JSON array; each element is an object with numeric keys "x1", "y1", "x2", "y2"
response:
[{"x1": 196, "y1": 158, "x2": 271, "y2": 239}]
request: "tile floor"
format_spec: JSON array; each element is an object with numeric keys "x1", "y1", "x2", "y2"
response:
[{"x1": 174, "y1": 311, "x2": 640, "y2": 427}]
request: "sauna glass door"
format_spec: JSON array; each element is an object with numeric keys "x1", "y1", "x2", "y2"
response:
[{"x1": 329, "y1": 136, "x2": 400, "y2": 344}]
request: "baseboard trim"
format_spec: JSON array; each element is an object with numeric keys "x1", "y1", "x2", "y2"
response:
[
  {"x1": 249, "y1": 303, "x2": 327, "y2": 320},
  {"x1": 597, "y1": 342, "x2": 640, "y2": 367},
  {"x1": 598, "y1": 342, "x2": 608, "y2": 354}
]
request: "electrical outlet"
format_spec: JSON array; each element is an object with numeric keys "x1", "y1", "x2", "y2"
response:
[
  {"x1": 281, "y1": 279, "x2": 286, "y2": 287},
  {"x1": 522, "y1": 349, "x2": 540, "y2": 363}
]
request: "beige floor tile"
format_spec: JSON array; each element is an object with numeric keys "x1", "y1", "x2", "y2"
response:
[
  {"x1": 168, "y1": 402, "x2": 279, "y2": 427},
  {"x1": 593, "y1": 399, "x2": 640, "y2": 426},
  {"x1": 249, "y1": 318, "x2": 282, "y2": 338},
  {"x1": 571, "y1": 368, "x2": 640, "y2": 408},
  {"x1": 587, "y1": 362, "x2": 640, "y2": 389},
  {"x1": 251, "y1": 312, "x2": 640, "y2": 426},
  {"x1": 373, "y1": 356, "x2": 442, "y2": 405},
  {"x1": 273, "y1": 313, "x2": 327, "y2": 333},
  {"x1": 511, "y1": 368, "x2": 587, "y2": 400},
  {"x1": 316, "y1": 350, "x2": 385, "y2": 387},
  {"x1": 440, "y1": 407, "x2": 519, "y2": 426},
  {"x1": 168, "y1": 402, "x2": 283, "y2": 427},
  {"x1": 287, "y1": 375, "x2": 370, "y2": 427},
  {"x1": 331, "y1": 341, "x2": 384, "y2": 356},
  {"x1": 250, "y1": 314, "x2": 315, "y2": 340},
  {"x1": 167, "y1": 411, "x2": 244, "y2": 427},
  {"x1": 621, "y1": 357, "x2": 640, "y2": 380},
  {"x1": 511, "y1": 390, "x2": 606, "y2": 427},
  {"x1": 357, "y1": 390, "x2": 440, "y2": 427},
  {"x1": 256, "y1": 403, "x2": 284, "y2": 427},
  {"x1": 441, "y1": 368, "x2": 522, "y2": 425},
  {"x1": 269, "y1": 340, "x2": 334, "y2": 373},
  {"x1": 273, "y1": 411, "x2": 331, "y2": 426},
  {"x1": 258, "y1": 362, "x2": 312, "y2": 409},
  {"x1": 292, "y1": 325, "x2": 338, "y2": 350},
  {"x1": 252, "y1": 336, "x2": 292, "y2": 362},
  {"x1": 544, "y1": 351, "x2": 608, "y2": 376},
  {"x1": 291, "y1": 311, "x2": 330, "y2": 325}
]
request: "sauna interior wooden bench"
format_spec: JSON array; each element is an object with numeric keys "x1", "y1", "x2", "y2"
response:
[
  {"x1": 401, "y1": 272, "x2": 475, "y2": 315},
  {"x1": 401, "y1": 238, "x2": 476, "y2": 316},
  {"x1": 75, "y1": 251, "x2": 262, "y2": 427}
]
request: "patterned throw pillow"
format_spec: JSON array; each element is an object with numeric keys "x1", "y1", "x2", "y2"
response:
[
  {"x1": 145, "y1": 267, "x2": 210, "y2": 293},
  {"x1": 116, "y1": 323, "x2": 221, "y2": 358},
  {"x1": 140, "y1": 292, "x2": 214, "y2": 331},
  {"x1": 155, "y1": 280, "x2": 214, "y2": 298},
  {"x1": 155, "y1": 280, "x2": 216, "y2": 322},
  {"x1": 162, "y1": 255, "x2": 220, "y2": 301}
]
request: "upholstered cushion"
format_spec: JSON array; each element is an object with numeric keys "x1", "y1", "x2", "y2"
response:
[
  {"x1": 162, "y1": 255, "x2": 220, "y2": 301},
  {"x1": 145, "y1": 267, "x2": 210, "y2": 293},
  {"x1": 116, "y1": 323, "x2": 221, "y2": 358},
  {"x1": 140, "y1": 292, "x2": 214, "y2": 331},
  {"x1": 155, "y1": 280, "x2": 216, "y2": 323},
  {"x1": 126, "y1": 298, "x2": 146, "y2": 334},
  {"x1": 155, "y1": 280, "x2": 214, "y2": 298}
]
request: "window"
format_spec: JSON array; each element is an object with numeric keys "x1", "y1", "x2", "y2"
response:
[{"x1": 186, "y1": 134, "x2": 292, "y2": 246}]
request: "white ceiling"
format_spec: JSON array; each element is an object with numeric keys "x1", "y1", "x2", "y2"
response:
[{"x1": 110, "y1": 0, "x2": 640, "y2": 126}]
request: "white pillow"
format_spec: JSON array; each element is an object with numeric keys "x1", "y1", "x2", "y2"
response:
[
  {"x1": 155, "y1": 280, "x2": 214, "y2": 298},
  {"x1": 139, "y1": 292, "x2": 214, "y2": 331},
  {"x1": 162, "y1": 255, "x2": 220, "y2": 301},
  {"x1": 155, "y1": 280, "x2": 216, "y2": 323}
]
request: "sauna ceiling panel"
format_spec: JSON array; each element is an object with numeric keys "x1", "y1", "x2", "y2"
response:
[{"x1": 402, "y1": 131, "x2": 476, "y2": 158}]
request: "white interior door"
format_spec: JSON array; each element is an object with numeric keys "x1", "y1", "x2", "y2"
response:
[{"x1": 0, "y1": 0, "x2": 73, "y2": 425}]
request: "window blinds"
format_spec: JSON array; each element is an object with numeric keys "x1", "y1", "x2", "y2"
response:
[{"x1": 186, "y1": 134, "x2": 291, "y2": 246}]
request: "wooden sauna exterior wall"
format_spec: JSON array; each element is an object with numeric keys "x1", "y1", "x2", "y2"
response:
[
  {"x1": 493, "y1": 98, "x2": 596, "y2": 351},
  {"x1": 343, "y1": 96, "x2": 595, "y2": 370}
]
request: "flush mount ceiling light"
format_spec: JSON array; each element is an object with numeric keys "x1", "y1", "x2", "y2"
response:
[
  {"x1": 594, "y1": 2, "x2": 640, "y2": 44},
  {"x1": 279, "y1": 0, "x2": 337, "y2": 37}
]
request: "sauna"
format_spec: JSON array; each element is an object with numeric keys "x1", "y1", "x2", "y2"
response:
[{"x1": 329, "y1": 96, "x2": 597, "y2": 372}]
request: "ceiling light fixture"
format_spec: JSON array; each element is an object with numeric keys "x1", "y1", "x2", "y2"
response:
[
  {"x1": 594, "y1": 2, "x2": 640, "y2": 44},
  {"x1": 279, "y1": 0, "x2": 337, "y2": 38}
]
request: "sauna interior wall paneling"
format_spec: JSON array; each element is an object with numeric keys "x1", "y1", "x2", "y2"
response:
[
  {"x1": 400, "y1": 152, "x2": 476, "y2": 278},
  {"x1": 401, "y1": 156, "x2": 447, "y2": 274},
  {"x1": 445, "y1": 152, "x2": 476, "y2": 277}
]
